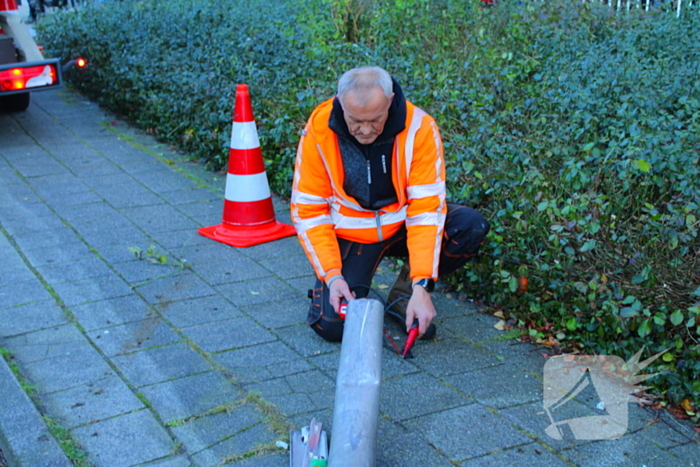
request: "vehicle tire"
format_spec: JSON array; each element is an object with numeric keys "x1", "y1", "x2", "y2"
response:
[{"x1": 0, "y1": 93, "x2": 31, "y2": 112}]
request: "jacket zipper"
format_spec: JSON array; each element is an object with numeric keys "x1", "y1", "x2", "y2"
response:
[{"x1": 375, "y1": 211, "x2": 383, "y2": 241}]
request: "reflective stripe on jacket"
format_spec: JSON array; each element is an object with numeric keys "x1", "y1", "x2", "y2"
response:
[{"x1": 291, "y1": 97, "x2": 446, "y2": 284}]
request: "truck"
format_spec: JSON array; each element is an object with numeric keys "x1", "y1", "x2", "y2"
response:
[{"x1": 0, "y1": 0, "x2": 84, "y2": 112}]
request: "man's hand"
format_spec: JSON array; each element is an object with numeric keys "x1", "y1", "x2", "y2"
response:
[
  {"x1": 404, "y1": 285, "x2": 436, "y2": 338},
  {"x1": 328, "y1": 277, "x2": 355, "y2": 314}
]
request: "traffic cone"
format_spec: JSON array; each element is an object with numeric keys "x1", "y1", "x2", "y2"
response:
[{"x1": 198, "y1": 84, "x2": 297, "y2": 248}]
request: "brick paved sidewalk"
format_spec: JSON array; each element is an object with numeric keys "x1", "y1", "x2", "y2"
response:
[{"x1": 0, "y1": 89, "x2": 697, "y2": 467}]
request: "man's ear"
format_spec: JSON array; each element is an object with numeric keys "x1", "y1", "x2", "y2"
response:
[{"x1": 387, "y1": 93, "x2": 395, "y2": 110}]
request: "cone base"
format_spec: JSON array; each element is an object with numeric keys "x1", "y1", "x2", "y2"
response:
[{"x1": 198, "y1": 219, "x2": 297, "y2": 248}]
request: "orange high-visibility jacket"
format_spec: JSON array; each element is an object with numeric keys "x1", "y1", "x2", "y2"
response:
[{"x1": 291, "y1": 97, "x2": 446, "y2": 285}]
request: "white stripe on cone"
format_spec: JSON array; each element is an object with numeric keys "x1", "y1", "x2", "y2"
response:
[
  {"x1": 225, "y1": 172, "x2": 271, "y2": 202},
  {"x1": 230, "y1": 121, "x2": 260, "y2": 150}
]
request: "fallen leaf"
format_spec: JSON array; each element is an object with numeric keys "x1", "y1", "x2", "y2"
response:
[
  {"x1": 494, "y1": 311, "x2": 505, "y2": 319},
  {"x1": 494, "y1": 320, "x2": 506, "y2": 331},
  {"x1": 681, "y1": 399, "x2": 694, "y2": 413},
  {"x1": 446, "y1": 293, "x2": 452, "y2": 299},
  {"x1": 378, "y1": 284, "x2": 389, "y2": 289}
]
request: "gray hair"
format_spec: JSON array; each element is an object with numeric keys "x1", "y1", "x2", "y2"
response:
[{"x1": 337, "y1": 66, "x2": 393, "y2": 106}]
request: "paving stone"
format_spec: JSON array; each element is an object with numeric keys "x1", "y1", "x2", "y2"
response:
[
  {"x1": 500, "y1": 401, "x2": 595, "y2": 450},
  {"x1": 170, "y1": 242, "x2": 244, "y2": 267},
  {"x1": 231, "y1": 452, "x2": 288, "y2": 467},
  {"x1": 70, "y1": 210, "x2": 136, "y2": 233},
  {"x1": 170, "y1": 403, "x2": 264, "y2": 454},
  {"x1": 71, "y1": 409, "x2": 174, "y2": 467},
  {"x1": 189, "y1": 423, "x2": 277, "y2": 467},
  {"x1": 238, "y1": 235, "x2": 303, "y2": 261},
  {"x1": 13, "y1": 158, "x2": 69, "y2": 178},
  {"x1": 182, "y1": 316, "x2": 277, "y2": 353},
  {"x1": 214, "y1": 340, "x2": 307, "y2": 383},
  {"x1": 0, "y1": 263, "x2": 35, "y2": 287},
  {"x1": 45, "y1": 189, "x2": 104, "y2": 207},
  {"x1": 131, "y1": 169, "x2": 201, "y2": 193},
  {"x1": 138, "y1": 371, "x2": 241, "y2": 424},
  {"x1": 155, "y1": 294, "x2": 241, "y2": 328},
  {"x1": 135, "y1": 271, "x2": 218, "y2": 304},
  {"x1": 274, "y1": 324, "x2": 340, "y2": 358},
  {"x1": 444, "y1": 364, "x2": 542, "y2": 409},
  {"x1": 669, "y1": 442, "x2": 700, "y2": 466},
  {"x1": 0, "y1": 299, "x2": 68, "y2": 337},
  {"x1": 285, "y1": 275, "x2": 318, "y2": 297},
  {"x1": 94, "y1": 243, "x2": 147, "y2": 264},
  {"x1": 0, "y1": 181, "x2": 40, "y2": 205},
  {"x1": 162, "y1": 188, "x2": 221, "y2": 206},
  {"x1": 173, "y1": 201, "x2": 221, "y2": 227},
  {"x1": 405, "y1": 404, "x2": 531, "y2": 461},
  {"x1": 56, "y1": 201, "x2": 125, "y2": 224},
  {"x1": 112, "y1": 342, "x2": 213, "y2": 388},
  {"x1": 88, "y1": 318, "x2": 182, "y2": 357},
  {"x1": 2, "y1": 324, "x2": 85, "y2": 362},
  {"x1": 121, "y1": 204, "x2": 200, "y2": 233},
  {"x1": 148, "y1": 227, "x2": 213, "y2": 249},
  {"x1": 95, "y1": 182, "x2": 166, "y2": 209},
  {"x1": 380, "y1": 373, "x2": 469, "y2": 421},
  {"x1": 410, "y1": 337, "x2": 503, "y2": 377},
  {"x1": 138, "y1": 456, "x2": 193, "y2": 467},
  {"x1": 0, "y1": 278, "x2": 53, "y2": 308},
  {"x1": 215, "y1": 276, "x2": 303, "y2": 307},
  {"x1": 80, "y1": 225, "x2": 154, "y2": 250},
  {"x1": 34, "y1": 257, "x2": 113, "y2": 284},
  {"x1": 243, "y1": 377, "x2": 294, "y2": 399},
  {"x1": 64, "y1": 158, "x2": 124, "y2": 178},
  {"x1": 0, "y1": 200, "x2": 55, "y2": 224},
  {"x1": 267, "y1": 392, "x2": 328, "y2": 417},
  {"x1": 28, "y1": 174, "x2": 91, "y2": 198},
  {"x1": 460, "y1": 443, "x2": 571, "y2": 466},
  {"x1": 561, "y1": 434, "x2": 687, "y2": 467},
  {"x1": 377, "y1": 432, "x2": 454, "y2": 467},
  {"x1": 50, "y1": 274, "x2": 133, "y2": 306},
  {"x1": 2, "y1": 212, "x2": 68, "y2": 236},
  {"x1": 440, "y1": 313, "x2": 506, "y2": 345},
  {"x1": 83, "y1": 172, "x2": 141, "y2": 189},
  {"x1": 21, "y1": 241, "x2": 94, "y2": 268},
  {"x1": 258, "y1": 254, "x2": 315, "y2": 280},
  {"x1": 240, "y1": 297, "x2": 308, "y2": 330},
  {"x1": 121, "y1": 158, "x2": 179, "y2": 175},
  {"x1": 194, "y1": 256, "x2": 274, "y2": 286},
  {"x1": 0, "y1": 356, "x2": 72, "y2": 467},
  {"x1": 111, "y1": 258, "x2": 187, "y2": 286},
  {"x1": 482, "y1": 339, "x2": 547, "y2": 375},
  {"x1": 40, "y1": 375, "x2": 145, "y2": 428},
  {"x1": 71, "y1": 295, "x2": 155, "y2": 331},
  {"x1": 12, "y1": 226, "x2": 82, "y2": 251},
  {"x1": 629, "y1": 406, "x2": 700, "y2": 448},
  {"x1": 20, "y1": 346, "x2": 117, "y2": 394}
]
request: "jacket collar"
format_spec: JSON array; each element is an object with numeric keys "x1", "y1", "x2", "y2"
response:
[{"x1": 328, "y1": 77, "x2": 407, "y2": 145}]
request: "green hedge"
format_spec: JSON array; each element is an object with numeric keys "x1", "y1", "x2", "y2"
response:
[{"x1": 39, "y1": 0, "x2": 700, "y2": 411}]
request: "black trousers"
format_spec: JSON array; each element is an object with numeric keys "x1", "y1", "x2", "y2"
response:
[{"x1": 307, "y1": 203, "x2": 490, "y2": 342}]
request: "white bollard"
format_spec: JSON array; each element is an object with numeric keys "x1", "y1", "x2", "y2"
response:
[{"x1": 328, "y1": 298, "x2": 384, "y2": 467}]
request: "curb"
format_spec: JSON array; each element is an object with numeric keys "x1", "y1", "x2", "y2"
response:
[{"x1": 0, "y1": 356, "x2": 71, "y2": 467}]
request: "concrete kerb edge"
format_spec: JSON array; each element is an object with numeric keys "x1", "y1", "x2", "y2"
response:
[{"x1": 0, "y1": 355, "x2": 72, "y2": 467}]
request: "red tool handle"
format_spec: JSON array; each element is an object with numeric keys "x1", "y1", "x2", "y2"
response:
[
  {"x1": 338, "y1": 299, "x2": 348, "y2": 320},
  {"x1": 402, "y1": 321, "x2": 420, "y2": 358}
]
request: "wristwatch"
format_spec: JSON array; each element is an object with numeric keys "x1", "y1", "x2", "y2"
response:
[{"x1": 412, "y1": 278, "x2": 435, "y2": 293}]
